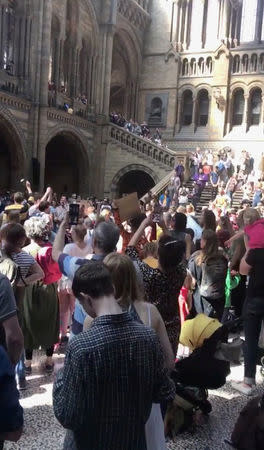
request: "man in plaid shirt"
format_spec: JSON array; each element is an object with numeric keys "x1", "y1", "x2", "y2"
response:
[{"x1": 53, "y1": 261, "x2": 175, "y2": 450}]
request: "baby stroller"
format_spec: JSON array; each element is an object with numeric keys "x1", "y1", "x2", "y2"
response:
[{"x1": 165, "y1": 314, "x2": 242, "y2": 438}]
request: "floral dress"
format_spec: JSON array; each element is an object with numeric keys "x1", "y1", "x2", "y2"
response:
[{"x1": 126, "y1": 246, "x2": 186, "y2": 354}]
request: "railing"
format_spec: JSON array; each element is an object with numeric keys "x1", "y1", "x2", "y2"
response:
[
  {"x1": 109, "y1": 124, "x2": 177, "y2": 169},
  {"x1": 109, "y1": 123, "x2": 189, "y2": 172},
  {"x1": 231, "y1": 52, "x2": 264, "y2": 75},
  {"x1": 181, "y1": 55, "x2": 213, "y2": 78},
  {"x1": 141, "y1": 171, "x2": 175, "y2": 200},
  {"x1": 47, "y1": 108, "x2": 96, "y2": 129},
  {"x1": 0, "y1": 89, "x2": 31, "y2": 111},
  {"x1": 0, "y1": 69, "x2": 24, "y2": 96}
]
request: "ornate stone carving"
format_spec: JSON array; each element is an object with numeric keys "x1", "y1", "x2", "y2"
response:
[
  {"x1": 117, "y1": 0, "x2": 151, "y2": 29},
  {"x1": 47, "y1": 109, "x2": 95, "y2": 131}
]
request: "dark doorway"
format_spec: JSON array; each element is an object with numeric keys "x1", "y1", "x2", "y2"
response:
[
  {"x1": 117, "y1": 170, "x2": 155, "y2": 198},
  {"x1": 0, "y1": 119, "x2": 23, "y2": 191},
  {"x1": 0, "y1": 138, "x2": 11, "y2": 190},
  {"x1": 45, "y1": 134, "x2": 85, "y2": 195}
]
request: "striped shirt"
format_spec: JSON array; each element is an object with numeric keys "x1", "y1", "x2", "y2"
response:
[
  {"x1": 11, "y1": 251, "x2": 35, "y2": 280},
  {"x1": 53, "y1": 312, "x2": 175, "y2": 450}
]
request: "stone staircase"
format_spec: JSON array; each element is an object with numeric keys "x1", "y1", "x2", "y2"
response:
[
  {"x1": 150, "y1": 175, "x2": 249, "y2": 217},
  {"x1": 108, "y1": 124, "x2": 188, "y2": 173}
]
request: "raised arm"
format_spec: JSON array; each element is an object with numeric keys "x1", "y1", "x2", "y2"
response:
[
  {"x1": 128, "y1": 216, "x2": 151, "y2": 247},
  {"x1": 52, "y1": 215, "x2": 68, "y2": 262}
]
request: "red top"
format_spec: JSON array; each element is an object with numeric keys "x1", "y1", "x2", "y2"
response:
[
  {"x1": 245, "y1": 219, "x2": 264, "y2": 249},
  {"x1": 36, "y1": 243, "x2": 62, "y2": 284}
]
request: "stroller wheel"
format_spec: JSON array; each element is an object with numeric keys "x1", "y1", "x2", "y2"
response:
[{"x1": 199, "y1": 400, "x2": 212, "y2": 415}]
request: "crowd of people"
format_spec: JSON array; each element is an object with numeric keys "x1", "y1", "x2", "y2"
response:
[
  {"x1": 110, "y1": 112, "x2": 169, "y2": 148},
  {"x1": 0, "y1": 153, "x2": 264, "y2": 449},
  {"x1": 158, "y1": 147, "x2": 264, "y2": 218}
]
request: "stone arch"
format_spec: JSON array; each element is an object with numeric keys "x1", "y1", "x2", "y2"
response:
[
  {"x1": 0, "y1": 108, "x2": 26, "y2": 189},
  {"x1": 248, "y1": 81, "x2": 264, "y2": 95},
  {"x1": 111, "y1": 164, "x2": 158, "y2": 198},
  {"x1": 45, "y1": 127, "x2": 91, "y2": 195},
  {"x1": 196, "y1": 83, "x2": 212, "y2": 96},
  {"x1": 230, "y1": 81, "x2": 248, "y2": 95},
  {"x1": 83, "y1": 0, "x2": 100, "y2": 46},
  {"x1": 110, "y1": 27, "x2": 141, "y2": 116},
  {"x1": 178, "y1": 84, "x2": 196, "y2": 97}
]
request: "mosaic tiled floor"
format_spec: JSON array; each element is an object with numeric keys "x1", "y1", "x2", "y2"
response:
[{"x1": 4, "y1": 353, "x2": 264, "y2": 450}]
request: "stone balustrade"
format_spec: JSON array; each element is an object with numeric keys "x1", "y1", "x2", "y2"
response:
[
  {"x1": 109, "y1": 124, "x2": 187, "y2": 170},
  {"x1": 47, "y1": 108, "x2": 95, "y2": 130}
]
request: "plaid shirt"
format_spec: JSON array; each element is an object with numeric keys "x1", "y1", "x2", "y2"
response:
[{"x1": 53, "y1": 312, "x2": 175, "y2": 450}]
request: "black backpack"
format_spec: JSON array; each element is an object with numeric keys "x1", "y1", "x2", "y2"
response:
[{"x1": 231, "y1": 395, "x2": 264, "y2": 450}]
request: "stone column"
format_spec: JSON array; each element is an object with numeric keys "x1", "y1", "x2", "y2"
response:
[
  {"x1": 53, "y1": 38, "x2": 61, "y2": 92},
  {"x1": 191, "y1": 95, "x2": 197, "y2": 132},
  {"x1": 97, "y1": 23, "x2": 115, "y2": 116},
  {"x1": 219, "y1": 0, "x2": 231, "y2": 43},
  {"x1": 225, "y1": 93, "x2": 232, "y2": 134},
  {"x1": 57, "y1": 39, "x2": 64, "y2": 92},
  {"x1": 177, "y1": 1, "x2": 183, "y2": 50},
  {"x1": 183, "y1": 1, "x2": 190, "y2": 49},
  {"x1": 260, "y1": 94, "x2": 264, "y2": 132},
  {"x1": 242, "y1": 93, "x2": 249, "y2": 133},
  {"x1": 255, "y1": 0, "x2": 263, "y2": 42},
  {"x1": 176, "y1": 95, "x2": 182, "y2": 132},
  {"x1": 38, "y1": 0, "x2": 52, "y2": 191}
]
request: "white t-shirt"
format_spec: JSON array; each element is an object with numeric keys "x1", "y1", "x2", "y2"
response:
[
  {"x1": 207, "y1": 153, "x2": 213, "y2": 166},
  {"x1": 58, "y1": 243, "x2": 92, "y2": 291},
  {"x1": 63, "y1": 243, "x2": 92, "y2": 258}
]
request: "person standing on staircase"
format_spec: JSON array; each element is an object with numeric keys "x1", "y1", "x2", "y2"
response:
[
  {"x1": 210, "y1": 168, "x2": 219, "y2": 201},
  {"x1": 226, "y1": 174, "x2": 237, "y2": 206}
]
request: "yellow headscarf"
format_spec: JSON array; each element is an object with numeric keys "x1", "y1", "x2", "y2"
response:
[{"x1": 180, "y1": 314, "x2": 222, "y2": 351}]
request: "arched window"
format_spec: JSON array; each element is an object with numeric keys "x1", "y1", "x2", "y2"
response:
[
  {"x1": 190, "y1": 58, "x2": 196, "y2": 75},
  {"x1": 206, "y1": 57, "x2": 213, "y2": 74},
  {"x1": 250, "y1": 54, "x2": 258, "y2": 72},
  {"x1": 232, "y1": 89, "x2": 245, "y2": 126},
  {"x1": 249, "y1": 88, "x2": 262, "y2": 126},
  {"x1": 198, "y1": 58, "x2": 205, "y2": 75},
  {"x1": 197, "y1": 90, "x2": 209, "y2": 126},
  {"x1": 242, "y1": 54, "x2": 249, "y2": 73},
  {"x1": 182, "y1": 58, "x2": 189, "y2": 76},
  {"x1": 232, "y1": 55, "x2": 240, "y2": 74},
  {"x1": 182, "y1": 90, "x2": 193, "y2": 126}
]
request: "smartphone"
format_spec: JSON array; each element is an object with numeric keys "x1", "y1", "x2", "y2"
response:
[{"x1": 69, "y1": 203, "x2": 80, "y2": 226}]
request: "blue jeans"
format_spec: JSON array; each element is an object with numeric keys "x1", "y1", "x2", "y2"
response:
[
  {"x1": 15, "y1": 352, "x2": 25, "y2": 381},
  {"x1": 243, "y1": 297, "x2": 264, "y2": 383}
]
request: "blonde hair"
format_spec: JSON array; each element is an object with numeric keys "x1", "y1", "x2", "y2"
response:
[
  {"x1": 71, "y1": 224, "x2": 87, "y2": 241},
  {"x1": 103, "y1": 253, "x2": 141, "y2": 307},
  {"x1": 186, "y1": 204, "x2": 194, "y2": 214},
  {"x1": 141, "y1": 241, "x2": 158, "y2": 259}
]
